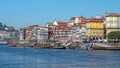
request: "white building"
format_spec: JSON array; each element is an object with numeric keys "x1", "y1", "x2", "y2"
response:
[
  {"x1": 105, "y1": 13, "x2": 120, "y2": 36},
  {"x1": 69, "y1": 16, "x2": 87, "y2": 42},
  {"x1": 37, "y1": 27, "x2": 48, "y2": 42},
  {"x1": 0, "y1": 31, "x2": 11, "y2": 40}
]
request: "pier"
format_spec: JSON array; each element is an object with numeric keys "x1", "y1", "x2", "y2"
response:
[{"x1": 93, "y1": 43, "x2": 120, "y2": 50}]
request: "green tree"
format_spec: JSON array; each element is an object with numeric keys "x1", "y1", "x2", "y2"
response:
[{"x1": 107, "y1": 31, "x2": 120, "y2": 39}]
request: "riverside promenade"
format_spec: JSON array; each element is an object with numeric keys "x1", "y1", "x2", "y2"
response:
[{"x1": 93, "y1": 43, "x2": 120, "y2": 50}]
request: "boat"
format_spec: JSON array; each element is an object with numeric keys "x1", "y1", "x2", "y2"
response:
[
  {"x1": 53, "y1": 42, "x2": 66, "y2": 49},
  {"x1": 81, "y1": 43, "x2": 93, "y2": 50},
  {"x1": 53, "y1": 46, "x2": 66, "y2": 49},
  {"x1": 7, "y1": 42, "x2": 17, "y2": 47}
]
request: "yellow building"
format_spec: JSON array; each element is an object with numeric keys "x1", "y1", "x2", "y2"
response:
[{"x1": 86, "y1": 18, "x2": 104, "y2": 42}]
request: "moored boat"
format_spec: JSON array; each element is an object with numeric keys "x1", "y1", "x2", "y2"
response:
[
  {"x1": 8, "y1": 42, "x2": 17, "y2": 47},
  {"x1": 53, "y1": 46, "x2": 66, "y2": 49}
]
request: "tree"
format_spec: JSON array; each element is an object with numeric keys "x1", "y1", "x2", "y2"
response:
[{"x1": 107, "y1": 31, "x2": 120, "y2": 39}]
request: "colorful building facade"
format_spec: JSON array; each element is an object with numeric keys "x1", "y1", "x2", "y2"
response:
[
  {"x1": 86, "y1": 18, "x2": 104, "y2": 42},
  {"x1": 47, "y1": 21, "x2": 72, "y2": 42},
  {"x1": 68, "y1": 16, "x2": 87, "y2": 42},
  {"x1": 20, "y1": 25, "x2": 42, "y2": 41}
]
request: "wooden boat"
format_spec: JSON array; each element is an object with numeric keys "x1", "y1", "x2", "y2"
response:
[{"x1": 53, "y1": 46, "x2": 66, "y2": 49}]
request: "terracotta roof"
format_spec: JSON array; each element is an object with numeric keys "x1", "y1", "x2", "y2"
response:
[
  {"x1": 78, "y1": 16, "x2": 87, "y2": 24},
  {"x1": 22, "y1": 25, "x2": 41, "y2": 30},
  {"x1": 47, "y1": 23, "x2": 55, "y2": 26},
  {"x1": 56, "y1": 25, "x2": 72, "y2": 30},
  {"x1": 106, "y1": 13, "x2": 120, "y2": 17},
  {"x1": 23, "y1": 26, "x2": 30, "y2": 30},
  {"x1": 87, "y1": 18, "x2": 104, "y2": 22},
  {"x1": 57, "y1": 22, "x2": 68, "y2": 26}
]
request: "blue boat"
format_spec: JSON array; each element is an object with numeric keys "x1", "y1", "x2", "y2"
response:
[{"x1": 81, "y1": 43, "x2": 93, "y2": 50}]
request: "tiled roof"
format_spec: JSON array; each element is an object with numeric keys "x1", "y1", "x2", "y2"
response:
[
  {"x1": 78, "y1": 16, "x2": 87, "y2": 24},
  {"x1": 56, "y1": 25, "x2": 72, "y2": 30},
  {"x1": 47, "y1": 23, "x2": 55, "y2": 26},
  {"x1": 106, "y1": 13, "x2": 120, "y2": 17},
  {"x1": 22, "y1": 25, "x2": 41, "y2": 30},
  {"x1": 23, "y1": 26, "x2": 30, "y2": 30},
  {"x1": 87, "y1": 18, "x2": 104, "y2": 22},
  {"x1": 57, "y1": 22, "x2": 68, "y2": 26}
]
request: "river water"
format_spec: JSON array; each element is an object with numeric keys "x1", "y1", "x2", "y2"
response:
[{"x1": 0, "y1": 45, "x2": 120, "y2": 68}]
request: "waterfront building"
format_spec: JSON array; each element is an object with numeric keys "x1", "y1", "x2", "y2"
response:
[
  {"x1": 86, "y1": 17, "x2": 104, "y2": 42},
  {"x1": 69, "y1": 17, "x2": 76, "y2": 26},
  {"x1": 47, "y1": 21, "x2": 72, "y2": 42},
  {"x1": 55, "y1": 21, "x2": 72, "y2": 42},
  {"x1": 47, "y1": 22, "x2": 56, "y2": 40},
  {"x1": 68, "y1": 16, "x2": 87, "y2": 42},
  {"x1": 37, "y1": 27, "x2": 48, "y2": 42},
  {"x1": 20, "y1": 26, "x2": 32, "y2": 41},
  {"x1": 0, "y1": 31, "x2": 11, "y2": 40},
  {"x1": 77, "y1": 16, "x2": 87, "y2": 40},
  {"x1": 19, "y1": 25, "x2": 41, "y2": 41},
  {"x1": 19, "y1": 28, "x2": 24, "y2": 40},
  {"x1": 105, "y1": 13, "x2": 120, "y2": 37}
]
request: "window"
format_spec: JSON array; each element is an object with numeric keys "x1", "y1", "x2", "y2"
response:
[{"x1": 96, "y1": 31, "x2": 98, "y2": 34}]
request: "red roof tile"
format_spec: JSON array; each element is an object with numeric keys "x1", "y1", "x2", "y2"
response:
[
  {"x1": 106, "y1": 13, "x2": 120, "y2": 17},
  {"x1": 57, "y1": 22, "x2": 68, "y2": 26},
  {"x1": 78, "y1": 16, "x2": 87, "y2": 24},
  {"x1": 47, "y1": 23, "x2": 55, "y2": 26},
  {"x1": 56, "y1": 25, "x2": 72, "y2": 30},
  {"x1": 87, "y1": 18, "x2": 104, "y2": 22}
]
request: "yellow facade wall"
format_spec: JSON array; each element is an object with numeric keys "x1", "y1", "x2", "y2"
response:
[{"x1": 86, "y1": 21, "x2": 104, "y2": 38}]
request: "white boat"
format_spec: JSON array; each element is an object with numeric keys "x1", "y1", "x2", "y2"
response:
[{"x1": 81, "y1": 43, "x2": 93, "y2": 50}]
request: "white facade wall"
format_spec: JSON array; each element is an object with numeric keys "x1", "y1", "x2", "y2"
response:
[
  {"x1": 0, "y1": 33, "x2": 11, "y2": 40},
  {"x1": 118, "y1": 17, "x2": 120, "y2": 28},
  {"x1": 106, "y1": 16, "x2": 118, "y2": 28},
  {"x1": 75, "y1": 18, "x2": 79, "y2": 24},
  {"x1": 20, "y1": 31, "x2": 24, "y2": 40},
  {"x1": 0, "y1": 34, "x2": 4, "y2": 40},
  {"x1": 37, "y1": 28, "x2": 48, "y2": 42},
  {"x1": 68, "y1": 20, "x2": 75, "y2": 26}
]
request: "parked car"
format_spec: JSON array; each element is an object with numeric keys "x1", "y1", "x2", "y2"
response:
[
  {"x1": 103, "y1": 39, "x2": 108, "y2": 43},
  {"x1": 98, "y1": 39, "x2": 103, "y2": 43}
]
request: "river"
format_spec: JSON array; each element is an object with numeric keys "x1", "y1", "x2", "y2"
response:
[{"x1": 0, "y1": 45, "x2": 120, "y2": 68}]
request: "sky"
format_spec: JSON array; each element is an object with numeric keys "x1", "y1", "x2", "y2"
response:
[{"x1": 0, "y1": 0, "x2": 120, "y2": 29}]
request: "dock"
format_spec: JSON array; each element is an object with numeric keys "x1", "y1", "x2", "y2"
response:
[{"x1": 93, "y1": 43, "x2": 120, "y2": 50}]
